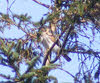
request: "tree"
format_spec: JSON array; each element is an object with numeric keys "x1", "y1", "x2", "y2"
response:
[{"x1": 0, "y1": 0, "x2": 100, "y2": 83}]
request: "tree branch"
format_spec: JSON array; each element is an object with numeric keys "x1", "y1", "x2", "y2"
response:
[
  {"x1": 58, "y1": 68, "x2": 81, "y2": 82},
  {"x1": 0, "y1": 74, "x2": 14, "y2": 81},
  {"x1": 51, "y1": 26, "x2": 73, "y2": 63},
  {"x1": 67, "y1": 51, "x2": 100, "y2": 54},
  {"x1": 32, "y1": 0, "x2": 52, "y2": 9}
]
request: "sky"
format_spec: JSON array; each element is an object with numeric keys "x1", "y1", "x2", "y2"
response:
[{"x1": 0, "y1": 0, "x2": 100, "y2": 83}]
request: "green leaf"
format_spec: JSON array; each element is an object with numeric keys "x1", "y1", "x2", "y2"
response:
[
  {"x1": 8, "y1": 41, "x2": 15, "y2": 53},
  {"x1": 26, "y1": 55, "x2": 40, "y2": 66},
  {"x1": 12, "y1": 52, "x2": 19, "y2": 60},
  {"x1": 15, "y1": 40, "x2": 22, "y2": 53},
  {"x1": 21, "y1": 72, "x2": 37, "y2": 78},
  {"x1": 77, "y1": 2, "x2": 84, "y2": 16}
]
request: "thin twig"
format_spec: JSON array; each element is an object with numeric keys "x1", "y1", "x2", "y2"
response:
[
  {"x1": 67, "y1": 51, "x2": 100, "y2": 54},
  {"x1": 32, "y1": 0, "x2": 52, "y2": 9},
  {"x1": 58, "y1": 68, "x2": 75, "y2": 78},
  {"x1": 58, "y1": 68, "x2": 81, "y2": 82},
  {"x1": 0, "y1": 74, "x2": 14, "y2": 81},
  {"x1": 9, "y1": 0, "x2": 16, "y2": 10}
]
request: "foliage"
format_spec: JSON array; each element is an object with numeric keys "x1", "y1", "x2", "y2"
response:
[{"x1": 0, "y1": 0, "x2": 100, "y2": 83}]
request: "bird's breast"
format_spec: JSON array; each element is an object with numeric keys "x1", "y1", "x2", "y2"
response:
[{"x1": 41, "y1": 32, "x2": 60, "y2": 53}]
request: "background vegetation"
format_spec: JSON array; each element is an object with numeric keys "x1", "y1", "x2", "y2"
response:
[{"x1": 0, "y1": 0, "x2": 100, "y2": 83}]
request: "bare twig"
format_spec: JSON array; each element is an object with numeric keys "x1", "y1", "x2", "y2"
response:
[
  {"x1": 58, "y1": 68, "x2": 81, "y2": 82},
  {"x1": 67, "y1": 51, "x2": 100, "y2": 54},
  {"x1": 9, "y1": 0, "x2": 16, "y2": 10},
  {"x1": 32, "y1": 0, "x2": 52, "y2": 9},
  {"x1": 58, "y1": 68, "x2": 75, "y2": 78},
  {"x1": 0, "y1": 74, "x2": 14, "y2": 81}
]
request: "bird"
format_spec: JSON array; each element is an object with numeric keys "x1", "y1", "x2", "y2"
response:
[{"x1": 40, "y1": 28, "x2": 71, "y2": 66}]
